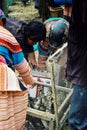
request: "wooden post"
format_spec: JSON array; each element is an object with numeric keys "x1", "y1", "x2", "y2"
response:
[
  {"x1": 49, "y1": 119, "x2": 55, "y2": 130},
  {"x1": 50, "y1": 59, "x2": 59, "y2": 130}
]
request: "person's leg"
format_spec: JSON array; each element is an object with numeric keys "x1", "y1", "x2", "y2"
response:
[
  {"x1": 69, "y1": 84, "x2": 87, "y2": 130},
  {"x1": 63, "y1": 5, "x2": 72, "y2": 23}
]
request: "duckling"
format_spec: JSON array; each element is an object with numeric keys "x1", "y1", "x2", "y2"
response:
[
  {"x1": 45, "y1": 90, "x2": 53, "y2": 113},
  {"x1": 33, "y1": 97, "x2": 41, "y2": 110}
]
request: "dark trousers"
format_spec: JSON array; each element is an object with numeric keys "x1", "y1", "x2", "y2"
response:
[{"x1": 69, "y1": 84, "x2": 87, "y2": 130}]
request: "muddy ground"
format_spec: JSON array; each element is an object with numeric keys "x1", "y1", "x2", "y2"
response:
[
  {"x1": 8, "y1": 0, "x2": 41, "y2": 21},
  {"x1": 8, "y1": 1, "x2": 70, "y2": 130}
]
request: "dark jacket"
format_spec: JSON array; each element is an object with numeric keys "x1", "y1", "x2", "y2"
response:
[
  {"x1": 67, "y1": 0, "x2": 87, "y2": 85},
  {"x1": 6, "y1": 18, "x2": 34, "y2": 61}
]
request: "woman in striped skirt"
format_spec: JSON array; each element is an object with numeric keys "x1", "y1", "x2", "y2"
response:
[{"x1": 0, "y1": 9, "x2": 34, "y2": 130}]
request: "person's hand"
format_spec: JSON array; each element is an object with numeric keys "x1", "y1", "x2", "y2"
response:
[{"x1": 29, "y1": 61, "x2": 38, "y2": 70}]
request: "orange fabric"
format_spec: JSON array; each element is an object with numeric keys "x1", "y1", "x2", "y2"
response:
[
  {"x1": 0, "y1": 39, "x2": 22, "y2": 53},
  {"x1": 0, "y1": 90, "x2": 28, "y2": 130},
  {"x1": 0, "y1": 63, "x2": 8, "y2": 91},
  {"x1": 0, "y1": 26, "x2": 22, "y2": 53}
]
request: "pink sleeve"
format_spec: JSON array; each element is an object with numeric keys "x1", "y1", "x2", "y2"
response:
[{"x1": 14, "y1": 59, "x2": 34, "y2": 85}]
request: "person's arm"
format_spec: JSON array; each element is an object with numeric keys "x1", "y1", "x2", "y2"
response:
[
  {"x1": 12, "y1": 52, "x2": 35, "y2": 88},
  {"x1": 15, "y1": 58, "x2": 34, "y2": 85},
  {"x1": 28, "y1": 52, "x2": 37, "y2": 69}
]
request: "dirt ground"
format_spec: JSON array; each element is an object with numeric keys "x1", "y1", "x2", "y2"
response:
[
  {"x1": 8, "y1": 1, "x2": 70, "y2": 130},
  {"x1": 8, "y1": 0, "x2": 41, "y2": 21}
]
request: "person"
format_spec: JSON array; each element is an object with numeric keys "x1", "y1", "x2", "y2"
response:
[
  {"x1": 0, "y1": 9, "x2": 35, "y2": 130},
  {"x1": 66, "y1": 0, "x2": 87, "y2": 130},
  {"x1": 6, "y1": 17, "x2": 46, "y2": 69},
  {"x1": 34, "y1": 0, "x2": 58, "y2": 21},
  {"x1": 37, "y1": 17, "x2": 69, "y2": 70}
]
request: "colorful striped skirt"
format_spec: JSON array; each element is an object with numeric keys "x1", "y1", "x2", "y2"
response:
[{"x1": 0, "y1": 90, "x2": 28, "y2": 130}]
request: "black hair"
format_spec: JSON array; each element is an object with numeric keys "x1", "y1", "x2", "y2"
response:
[
  {"x1": 24, "y1": 21, "x2": 46, "y2": 42},
  {"x1": 2, "y1": 18, "x2": 6, "y2": 25}
]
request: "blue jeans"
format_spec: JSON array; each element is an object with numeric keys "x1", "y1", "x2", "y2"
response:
[{"x1": 69, "y1": 84, "x2": 87, "y2": 130}]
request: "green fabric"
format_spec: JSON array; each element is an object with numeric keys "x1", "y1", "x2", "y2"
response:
[
  {"x1": 7, "y1": 0, "x2": 13, "y2": 6},
  {"x1": 44, "y1": 17, "x2": 65, "y2": 24},
  {"x1": 0, "y1": 9, "x2": 6, "y2": 18}
]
